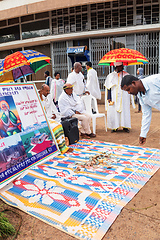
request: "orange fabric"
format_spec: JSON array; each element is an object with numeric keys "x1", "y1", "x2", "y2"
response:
[{"x1": 3, "y1": 51, "x2": 29, "y2": 72}]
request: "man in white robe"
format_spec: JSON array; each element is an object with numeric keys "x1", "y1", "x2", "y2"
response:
[
  {"x1": 86, "y1": 61, "x2": 101, "y2": 100},
  {"x1": 67, "y1": 62, "x2": 85, "y2": 96},
  {"x1": 104, "y1": 62, "x2": 135, "y2": 133},
  {"x1": 58, "y1": 83, "x2": 96, "y2": 138}
]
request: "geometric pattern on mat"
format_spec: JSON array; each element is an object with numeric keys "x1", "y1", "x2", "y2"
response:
[{"x1": 0, "y1": 140, "x2": 160, "y2": 240}]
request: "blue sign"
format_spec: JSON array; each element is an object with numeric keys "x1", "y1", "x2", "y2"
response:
[{"x1": 67, "y1": 46, "x2": 85, "y2": 54}]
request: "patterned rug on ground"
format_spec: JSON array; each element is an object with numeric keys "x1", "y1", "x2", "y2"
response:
[{"x1": 0, "y1": 139, "x2": 160, "y2": 240}]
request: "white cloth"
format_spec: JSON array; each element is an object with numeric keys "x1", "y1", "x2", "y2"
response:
[
  {"x1": 50, "y1": 78, "x2": 65, "y2": 102},
  {"x1": 58, "y1": 91, "x2": 85, "y2": 117},
  {"x1": 86, "y1": 68, "x2": 101, "y2": 100},
  {"x1": 41, "y1": 94, "x2": 61, "y2": 122},
  {"x1": 67, "y1": 70, "x2": 85, "y2": 96},
  {"x1": 59, "y1": 91, "x2": 92, "y2": 134},
  {"x1": 72, "y1": 113, "x2": 92, "y2": 134},
  {"x1": 104, "y1": 71, "x2": 135, "y2": 130}
]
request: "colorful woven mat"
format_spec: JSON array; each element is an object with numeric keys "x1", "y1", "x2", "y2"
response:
[{"x1": 0, "y1": 140, "x2": 160, "y2": 240}]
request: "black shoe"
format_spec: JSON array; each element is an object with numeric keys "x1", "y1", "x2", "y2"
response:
[
  {"x1": 123, "y1": 128, "x2": 130, "y2": 133},
  {"x1": 111, "y1": 129, "x2": 118, "y2": 133},
  {"x1": 86, "y1": 133, "x2": 96, "y2": 138}
]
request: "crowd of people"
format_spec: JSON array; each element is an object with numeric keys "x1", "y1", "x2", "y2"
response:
[{"x1": 42, "y1": 61, "x2": 160, "y2": 151}]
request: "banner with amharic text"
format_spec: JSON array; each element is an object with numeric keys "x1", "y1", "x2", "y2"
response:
[{"x1": 0, "y1": 83, "x2": 59, "y2": 188}]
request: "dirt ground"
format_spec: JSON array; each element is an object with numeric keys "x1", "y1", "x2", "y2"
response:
[{"x1": 0, "y1": 104, "x2": 160, "y2": 240}]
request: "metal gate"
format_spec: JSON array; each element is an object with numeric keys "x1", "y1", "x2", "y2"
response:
[
  {"x1": 52, "y1": 41, "x2": 68, "y2": 80},
  {"x1": 90, "y1": 37, "x2": 110, "y2": 90},
  {"x1": 136, "y1": 32, "x2": 159, "y2": 76}
]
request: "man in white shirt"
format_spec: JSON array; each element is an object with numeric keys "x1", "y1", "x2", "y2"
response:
[
  {"x1": 59, "y1": 83, "x2": 96, "y2": 138},
  {"x1": 121, "y1": 74, "x2": 160, "y2": 145},
  {"x1": 39, "y1": 84, "x2": 61, "y2": 122},
  {"x1": 67, "y1": 62, "x2": 85, "y2": 96},
  {"x1": 86, "y1": 61, "x2": 101, "y2": 100},
  {"x1": 39, "y1": 84, "x2": 73, "y2": 153}
]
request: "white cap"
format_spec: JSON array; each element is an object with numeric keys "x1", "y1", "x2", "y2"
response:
[{"x1": 114, "y1": 62, "x2": 123, "y2": 67}]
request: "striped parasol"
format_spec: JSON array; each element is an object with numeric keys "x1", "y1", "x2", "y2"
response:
[
  {"x1": 98, "y1": 48, "x2": 148, "y2": 66},
  {"x1": 0, "y1": 50, "x2": 50, "y2": 82}
]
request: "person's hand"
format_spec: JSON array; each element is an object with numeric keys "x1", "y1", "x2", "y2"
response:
[
  {"x1": 85, "y1": 91, "x2": 90, "y2": 95},
  {"x1": 51, "y1": 114, "x2": 56, "y2": 119},
  {"x1": 139, "y1": 136, "x2": 146, "y2": 145},
  {"x1": 75, "y1": 111, "x2": 81, "y2": 114}
]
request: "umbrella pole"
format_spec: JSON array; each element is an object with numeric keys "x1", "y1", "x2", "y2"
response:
[
  {"x1": 122, "y1": 63, "x2": 123, "y2": 78},
  {"x1": 121, "y1": 63, "x2": 125, "y2": 81},
  {"x1": 19, "y1": 67, "x2": 27, "y2": 83}
]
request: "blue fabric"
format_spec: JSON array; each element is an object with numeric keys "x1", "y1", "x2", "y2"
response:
[
  {"x1": 138, "y1": 74, "x2": 160, "y2": 137},
  {"x1": 45, "y1": 76, "x2": 51, "y2": 86},
  {"x1": 21, "y1": 50, "x2": 48, "y2": 61},
  {"x1": 107, "y1": 89, "x2": 111, "y2": 100}
]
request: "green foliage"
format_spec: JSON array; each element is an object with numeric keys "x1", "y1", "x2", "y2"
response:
[{"x1": 0, "y1": 212, "x2": 16, "y2": 239}]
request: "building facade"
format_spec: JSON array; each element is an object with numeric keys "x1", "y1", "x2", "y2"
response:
[{"x1": 0, "y1": 0, "x2": 160, "y2": 89}]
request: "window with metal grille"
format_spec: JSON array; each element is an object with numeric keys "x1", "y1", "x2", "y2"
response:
[
  {"x1": 51, "y1": 5, "x2": 88, "y2": 34},
  {"x1": 136, "y1": 32, "x2": 159, "y2": 75},
  {"x1": 136, "y1": 0, "x2": 159, "y2": 25},
  {"x1": 90, "y1": 1, "x2": 133, "y2": 29}
]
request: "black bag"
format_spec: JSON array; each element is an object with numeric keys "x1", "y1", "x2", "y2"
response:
[{"x1": 61, "y1": 117, "x2": 79, "y2": 145}]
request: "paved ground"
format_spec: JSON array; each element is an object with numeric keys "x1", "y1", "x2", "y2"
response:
[{"x1": 0, "y1": 104, "x2": 160, "y2": 240}]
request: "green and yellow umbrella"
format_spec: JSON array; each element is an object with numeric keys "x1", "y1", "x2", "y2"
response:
[{"x1": 0, "y1": 50, "x2": 51, "y2": 82}]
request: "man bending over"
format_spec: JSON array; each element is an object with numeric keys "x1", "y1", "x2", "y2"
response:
[{"x1": 121, "y1": 74, "x2": 160, "y2": 145}]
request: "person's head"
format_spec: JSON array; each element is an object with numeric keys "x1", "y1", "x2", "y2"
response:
[
  {"x1": 0, "y1": 101, "x2": 9, "y2": 115},
  {"x1": 44, "y1": 71, "x2": 50, "y2": 78},
  {"x1": 41, "y1": 84, "x2": 50, "y2": 97},
  {"x1": 121, "y1": 75, "x2": 142, "y2": 95},
  {"x1": 54, "y1": 72, "x2": 60, "y2": 80},
  {"x1": 74, "y1": 62, "x2": 82, "y2": 73},
  {"x1": 63, "y1": 83, "x2": 73, "y2": 96},
  {"x1": 114, "y1": 62, "x2": 123, "y2": 73},
  {"x1": 86, "y1": 61, "x2": 92, "y2": 70},
  {"x1": 137, "y1": 67, "x2": 143, "y2": 76}
]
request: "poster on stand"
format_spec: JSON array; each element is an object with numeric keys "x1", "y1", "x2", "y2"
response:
[{"x1": 0, "y1": 83, "x2": 60, "y2": 189}]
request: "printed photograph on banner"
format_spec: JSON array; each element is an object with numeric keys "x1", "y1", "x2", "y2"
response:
[
  {"x1": 0, "y1": 96, "x2": 22, "y2": 139},
  {"x1": 20, "y1": 124, "x2": 54, "y2": 158},
  {"x1": 0, "y1": 134, "x2": 27, "y2": 174}
]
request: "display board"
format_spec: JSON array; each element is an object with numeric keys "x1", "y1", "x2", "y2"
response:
[{"x1": 0, "y1": 83, "x2": 59, "y2": 188}]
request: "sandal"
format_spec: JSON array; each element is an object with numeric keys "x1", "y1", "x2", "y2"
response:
[
  {"x1": 86, "y1": 133, "x2": 96, "y2": 138},
  {"x1": 80, "y1": 133, "x2": 90, "y2": 139}
]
